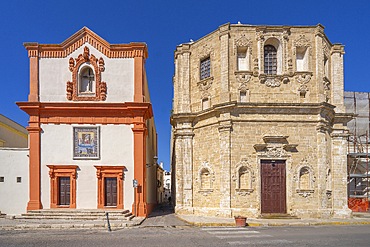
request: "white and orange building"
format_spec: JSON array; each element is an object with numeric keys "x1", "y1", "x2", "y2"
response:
[{"x1": 16, "y1": 27, "x2": 158, "y2": 217}]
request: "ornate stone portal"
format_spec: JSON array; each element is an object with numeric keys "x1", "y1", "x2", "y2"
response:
[{"x1": 171, "y1": 23, "x2": 352, "y2": 219}]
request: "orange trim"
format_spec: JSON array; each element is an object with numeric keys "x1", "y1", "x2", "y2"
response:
[
  {"x1": 134, "y1": 56, "x2": 144, "y2": 102},
  {"x1": 47, "y1": 165, "x2": 78, "y2": 208},
  {"x1": 28, "y1": 55, "x2": 39, "y2": 102},
  {"x1": 94, "y1": 166, "x2": 125, "y2": 209},
  {"x1": 17, "y1": 102, "x2": 153, "y2": 125},
  {"x1": 24, "y1": 27, "x2": 148, "y2": 59},
  {"x1": 132, "y1": 123, "x2": 148, "y2": 217}
]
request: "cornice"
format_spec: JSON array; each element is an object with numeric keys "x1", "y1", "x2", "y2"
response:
[
  {"x1": 16, "y1": 102, "x2": 153, "y2": 125},
  {"x1": 171, "y1": 102, "x2": 337, "y2": 124},
  {"x1": 24, "y1": 27, "x2": 148, "y2": 59}
]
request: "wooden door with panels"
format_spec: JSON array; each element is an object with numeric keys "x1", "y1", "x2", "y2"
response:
[{"x1": 261, "y1": 160, "x2": 286, "y2": 214}]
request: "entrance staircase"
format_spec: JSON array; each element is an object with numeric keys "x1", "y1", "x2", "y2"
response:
[{"x1": 15, "y1": 209, "x2": 134, "y2": 221}]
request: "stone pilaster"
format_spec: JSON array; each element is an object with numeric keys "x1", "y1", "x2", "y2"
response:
[
  {"x1": 174, "y1": 44, "x2": 191, "y2": 113},
  {"x1": 174, "y1": 121, "x2": 194, "y2": 214},
  {"x1": 331, "y1": 44, "x2": 345, "y2": 113},
  {"x1": 218, "y1": 117, "x2": 232, "y2": 216},
  {"x1": 219, "y1": 23, "x2": 230, "y2": 102},
  {"x1": 316, "y1": 123, "x2": 331, "y2": 217},
  {"x1": 331, "y1": 127, "x2": 352, "y2": 218},
  {"x1": 315, "y1": 26, "x2": 326, "y2": 103}
]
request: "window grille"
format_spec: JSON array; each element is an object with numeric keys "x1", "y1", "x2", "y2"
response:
[
  {"x1": 200, "y1": 57, "x2": 211, "y2": 80},
  {"x1": 264, "y1": 45, "x2": 277, "y2": 75}
]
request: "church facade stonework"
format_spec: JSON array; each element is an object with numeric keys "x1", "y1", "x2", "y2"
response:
[{"x1": 171, "y1": 23, "x2": 352, "y2": 218}]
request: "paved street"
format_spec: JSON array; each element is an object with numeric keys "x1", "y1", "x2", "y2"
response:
[{"x1": 1, "y1": 225, "x2": 370, "y2": 247}]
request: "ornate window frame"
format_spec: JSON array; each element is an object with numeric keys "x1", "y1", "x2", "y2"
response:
[
  {"x1": 47, "y1": 165, "x2": 78, "y2": 208},
  {"x1": 196, "y1": 162, "x2": 215, "y2": 195},
  {"x1": 66, "y1": 46, "x2": 107, "y2": 101},
  {"x1": 234, "y1": 159, "x2": 255, "y2": 196},
  {"x1": 294, "y1": 159, "x2": 316, "y2": 198},
  {"x1": 94, "y1": 166, "x2": 126, "y2": 209}
]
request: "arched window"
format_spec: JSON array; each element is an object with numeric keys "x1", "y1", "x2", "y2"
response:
[
  {"x1": 79, "y1": 66, "x2": 95, "y2": 94},
  {"x1": 264, "y1": 45, "x2": 277, "y2": 75}
]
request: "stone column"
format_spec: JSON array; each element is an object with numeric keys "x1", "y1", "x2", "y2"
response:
[
  {"x1": 218, "y1": 116, "x2": 232, "y2": 217},
  {"x1": 219, "y1": 23, "x2": 230, "y2": 102},
  {"x1": 331, "y1": 127, "x2": 352, "y2": 218},
  {"x1": 331, "y1": 45, "x2": 345, "y2": 113}
]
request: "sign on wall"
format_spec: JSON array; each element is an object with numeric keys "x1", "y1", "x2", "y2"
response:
[{"x1": 73, "y1": 127, "x2": 100, "y2": 159}]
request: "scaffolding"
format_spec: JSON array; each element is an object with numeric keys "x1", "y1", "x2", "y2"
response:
[{"x1": 345, "y1": 91, "x2": 370, "y2": 212}]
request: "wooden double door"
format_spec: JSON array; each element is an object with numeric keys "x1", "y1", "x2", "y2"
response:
[{"x1": 261, "y1": 160, "x2": 286, "y2": 214}]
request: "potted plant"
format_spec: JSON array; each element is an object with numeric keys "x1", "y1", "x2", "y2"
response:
[{"x1": 234, "y1": 216, "x2": 247, "y2": 227}]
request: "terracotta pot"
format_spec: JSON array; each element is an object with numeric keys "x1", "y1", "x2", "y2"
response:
[{"x1": 234, "y1": 216, "x2": 247, "y2": 227}]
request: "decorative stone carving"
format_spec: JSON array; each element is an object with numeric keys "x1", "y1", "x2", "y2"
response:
[
  {"x1": 66, "y1": 46, "x2": 107, "y2": 101},
  {"x1": 293, "y1": 35, "x2": 312, "y2": 55},
  {"x1": 253, "y1": 58, "x2": 259, "y2": 76},
  {"x1": 323, "y1": 41, "x2": 330, "y2": 58},
  {"x1": 323, "y1": 77, "x2": 331, "y2": 102},
  {"x1": 259, "y1": 74, "x2": 290, "y2": 88},
  {"x1": 296, "y1": 73, "x2": 312, "y2": 96},
  {"x1": 197, "y1": 77, "x2": 213, "y2": 91},
  {"x1": 254, "y1": 130, "x2": 297, "y2": 158},
  {"x1": 287, "y1": 58, "x2": 294, "y2": 76},
  {"x1": 235, "y1": 35, "x2": 251, "y2": 48}
]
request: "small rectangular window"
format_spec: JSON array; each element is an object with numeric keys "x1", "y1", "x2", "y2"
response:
[
  {"x1": 0, "y1": 177, "x2": 4, "y2": 182},
  {"x1": 200, "y1": 57, "x2": 211, "y2": 80},
  {"x1": 17, "y1": 177, "x2": 22, "y2": 183}
]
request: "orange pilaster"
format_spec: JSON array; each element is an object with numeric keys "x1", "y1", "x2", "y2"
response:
[
  {"x1": 134, "y1": 56, "x2": 144, "y2": 102},
  {"x1": 132, "y1": 123, "x2": 147, "y2": 217},
  {"x1": 26, "y1": 44, "x2": 39, "y2": 102},
  {"x1": 26, "y1": 125, "x2": 43, "y2": 210}
]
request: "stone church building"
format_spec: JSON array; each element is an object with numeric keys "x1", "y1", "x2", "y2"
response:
[
  {"x1": 16, "y1": 27, "x2": 158, "y2": 217},
  {"x1": 171, "y1": 23, "x2": 352, "y2": 218}
]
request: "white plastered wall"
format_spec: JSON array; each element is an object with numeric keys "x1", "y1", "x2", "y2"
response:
[
  {"x1": 0, "y1": 148, "x2": 29, "y2": 215},
  {"x1": 40, "y1": 124, "x2": 135, "y2": 210},
  {"x1": 39, "y1": 43, "x2": 135, "y2": 103}
]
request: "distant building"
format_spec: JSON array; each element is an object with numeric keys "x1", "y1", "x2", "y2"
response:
[
  {"x1": 171, "y1": 23, "x2": 351, "y2": 218},
  {"x1": 0, "y1": 114, "x2": 28, "y2": 148},
  {"x1": 164, "y1": 171, "x2": 171, "y2": 203},
  {"x1": 15, "y1": 27, "x2": 158, "y2": 217},
  {"x1": 0, "y1": 114, "x2": 29, "y2": 215}
]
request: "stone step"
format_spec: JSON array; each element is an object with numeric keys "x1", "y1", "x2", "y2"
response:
[
  {"x1": 15, "y1": 209, "x2": 134, "y2": 221},
  {"x1": 259, "y1": 214, "x2": 299, "y2": 219}
]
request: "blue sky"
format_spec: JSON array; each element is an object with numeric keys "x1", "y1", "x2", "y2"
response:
[{"x1": 1, "y1": 0, "x2": 369, "y2": 171}]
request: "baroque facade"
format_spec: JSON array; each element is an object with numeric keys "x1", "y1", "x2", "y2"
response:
[
  {"x1": 171, "y1": 23, "x2": 352, "y2": 218},
  {"x1": 16, "y1": 27, "x2": 158, "y2": 217}
]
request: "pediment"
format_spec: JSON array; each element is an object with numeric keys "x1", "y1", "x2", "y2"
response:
[{"x1": 24, "y1": 27, "x2": 147, "y2": 59}]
